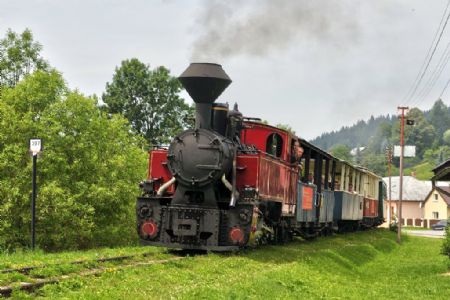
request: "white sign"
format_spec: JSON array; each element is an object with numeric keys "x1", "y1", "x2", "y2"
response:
[
  {"x1": 394, "y1": 145, "x2": 416, "y2": 157},
  {"x1": 29, "y1": 138, "x2": 42, "y2": 156}
]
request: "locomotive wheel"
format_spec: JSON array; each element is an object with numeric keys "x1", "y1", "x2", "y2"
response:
[{"x1": 275, "y1": 221, "x2": 292, "y2": 244}]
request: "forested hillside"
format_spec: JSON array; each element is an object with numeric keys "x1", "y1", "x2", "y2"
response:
[
  {"x1": 310, "y1": 100, "x2": 450, "y2": 178},
  {"x1": 311, "y1": 115, "x2": 396, "y2": 150}
]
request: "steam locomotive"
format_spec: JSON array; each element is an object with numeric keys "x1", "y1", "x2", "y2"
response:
[{"x1": 136, "y1": 63, "x2": 385, "y2": 251}]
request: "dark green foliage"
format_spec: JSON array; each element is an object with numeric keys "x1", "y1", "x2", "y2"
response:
[
  {"x1": 102, "y1": 58, "x2": 193, "y2": 145},
  {"x1": 444, "y1": 129, "x2": 450, "y2": 145},
  {"x1": 429, "y1": 99, "x2": 450, "y2": 142},
  {"x1": 0, "y1": 28, "x2": 49, "y2": 88},
  {"x1": 424, "y1": 146, "x2": 450, "y2": 165},
  {"x1": 361, "y1": 153, "x2": 388, "y2": 175},
  {"x1": 389, "y1": 222, "x2": 398, "y2": 232},
  {"x1": 403, "y1": 108, "x2": 436, "y2": 158},
  {"x1": 329, "y1": 144, "x2": 351, "y2": 161},
  {"x1": 444, "y1": 219, "x2": 450, "y2": 258},
  {"x1": 0, "y1": 71, "x2": 147, "y2": 251},
  {"x1": 312, "y1": 115, "x2": 395, "y2": 150}
]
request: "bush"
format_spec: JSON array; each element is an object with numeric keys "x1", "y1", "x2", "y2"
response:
[
  {"x1": 0, "y1": 71, "x2": 147, "y2": 251},
  {"x1": 389, "y1": 222, "x2": 398, "y2": 233},
  {"x1": 443, "y1": 218, "x2": 450, "y2": 258}
]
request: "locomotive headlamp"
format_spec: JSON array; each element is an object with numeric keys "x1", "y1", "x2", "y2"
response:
[
  {"x1": 141, "y1": 221, "x2": 158, "y2": 239},
  {"x1": 229, "y1": 227, "x2": 244, "y2": 244}
]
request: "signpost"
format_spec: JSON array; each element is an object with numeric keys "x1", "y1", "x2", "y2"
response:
[
  {"x1": 29, "y1": 138, "x2": 42, "y2": 250},
  {"x1": 394, "y1": 145, "x2": 416, "y2": 158}
]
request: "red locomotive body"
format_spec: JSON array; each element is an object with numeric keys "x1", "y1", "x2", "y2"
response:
[{"x1": 147, "y1": 150, "x2": 174, "y2": 195}]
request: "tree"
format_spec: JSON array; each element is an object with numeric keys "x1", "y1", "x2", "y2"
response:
[
  {"x1": 276, "y1": 123, "x2": 296, "y2": 135},
  {"x1": 443, "y1": 129, "x2": 450, "y2": 145},
  {"x1": 405, "y1": 108, "x2": 436, "y2": 159},
  {"x1": 102, "y1": 59, "x2": 193, "y2": 145},
  {"x1": 0, "y1": 71, "x2": 147, "y2": 251},
  {"x1": 428, "y1": 99, "x2": 450, "y2": 142},
  {"x1": 390, "y1": 108, "x2": 436, "y2": 159},
  {"x1": 354, "y1": 146, "x2": 363, "y2": 164},
  {"x1": 361, "y1": 153, "x2": 387, "y2": 175},
  {"x1": 366, "y1": 122, "x2": 392, "y2": 154},
  {"x1": 330, "y1": 144, "x2": 352, "y2": 161},
  {"x1": 0, "y1": 28, "x2": 49, "y2": 88},
  {"x1": 424, "y1": 146, "x2": 450, "y2": 165}
]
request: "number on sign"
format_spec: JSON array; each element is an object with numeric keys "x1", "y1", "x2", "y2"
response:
[{"x1": 29, "y1": 138, "x2": 42, "y2": 155}]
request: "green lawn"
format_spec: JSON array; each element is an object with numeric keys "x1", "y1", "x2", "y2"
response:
[{"x1": 5, "y1": 229, "x2": 450, "y2": 299}]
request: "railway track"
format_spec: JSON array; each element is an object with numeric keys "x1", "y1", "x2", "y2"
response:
[
  {"x1": 0, "y1": 252, "x2": 186, "y2": 297},
  {"x1": 0, "y1": 254, "x2": 139, "y2": 275}
]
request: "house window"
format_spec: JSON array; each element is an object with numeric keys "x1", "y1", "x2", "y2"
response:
[
  {"x1": 432, "y1": 212, "x2": 439, "y2": 219},
  {"x1": 434, "y1": 193, "x2": 438, "y2": 201}
]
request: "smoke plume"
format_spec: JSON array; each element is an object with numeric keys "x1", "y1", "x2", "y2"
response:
[{"x1": 191, "y1": 0, "x2": 360, "y2": 61}]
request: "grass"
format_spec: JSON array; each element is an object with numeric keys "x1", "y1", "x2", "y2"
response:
[
  {"x1": 403, "y1": 226, "x2": 430, "y2": 230},
  {"x1": 5, "y1": 229, "x2": 449, "y2": 299}
]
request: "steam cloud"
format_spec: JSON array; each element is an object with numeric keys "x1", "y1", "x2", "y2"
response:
[{"x1": 191, "y1": 0, "x2": 360, "y2": 61}]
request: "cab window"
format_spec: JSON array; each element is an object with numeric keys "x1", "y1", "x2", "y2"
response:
[{"x1": 266, "y1": 133, "x2": 283, "y2": 158}]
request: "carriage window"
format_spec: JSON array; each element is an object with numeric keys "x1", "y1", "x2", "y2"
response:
[{"x1": 266, "y1": 133, "x2": 283, "y2": 158}]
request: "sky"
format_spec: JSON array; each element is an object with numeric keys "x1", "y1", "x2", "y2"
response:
[{"x1": 1, "y1": 0, "x2": 450, "y2": 140}]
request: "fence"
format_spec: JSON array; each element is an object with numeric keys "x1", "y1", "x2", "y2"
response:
[{"x1": 399, "y1": 218, "x2": 441, "y2": 228}]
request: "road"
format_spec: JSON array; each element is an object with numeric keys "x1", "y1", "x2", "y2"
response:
[{"x1": 403, "y1": 229, "x2": 445, "y2": 239}]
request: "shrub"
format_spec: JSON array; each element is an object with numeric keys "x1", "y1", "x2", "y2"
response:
[
  {"x1": 0, "y1": 71, "x2": 147, "y2": 251},
  {"x1": 443, "y1": 218, "x2": 450, "y2": 258}
]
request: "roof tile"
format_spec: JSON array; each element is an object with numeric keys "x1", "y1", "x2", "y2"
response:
[{"x1": 437, "y1": 186, "x2": 450, "y2": 205}]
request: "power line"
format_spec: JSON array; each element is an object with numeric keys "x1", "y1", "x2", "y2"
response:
[
  {"x1": 402, "y1": 0, "x2": 450, "y2": 106},
  {"x1": 439, "y1": 76, "x2": 450, "y2": 98},
  {"x1": 402, "y1": 0, "x2": 450, "y2": 104},
  {"x1": 411, "y1": 38, "x2": 450, "y2": 106},
  {"x1": 407, "y1": 8, "x2": 450, "y2": 105}
]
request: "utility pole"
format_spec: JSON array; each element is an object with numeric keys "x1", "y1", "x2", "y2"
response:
[
  {"x1": 385, "y1": 146, "x2": 393, "y2": 225},
  {"x1": 397, "y1": 106, "x2": 408, "y2": 244}
]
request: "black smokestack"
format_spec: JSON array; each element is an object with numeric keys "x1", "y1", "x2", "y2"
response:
[{"x1": 179, "y1": 63, "x2": 231, "y2": 129}]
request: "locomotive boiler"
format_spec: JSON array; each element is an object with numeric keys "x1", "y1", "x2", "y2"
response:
[{"x1": 136, "y1": 63, "x2": 385, "y2": 251}]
